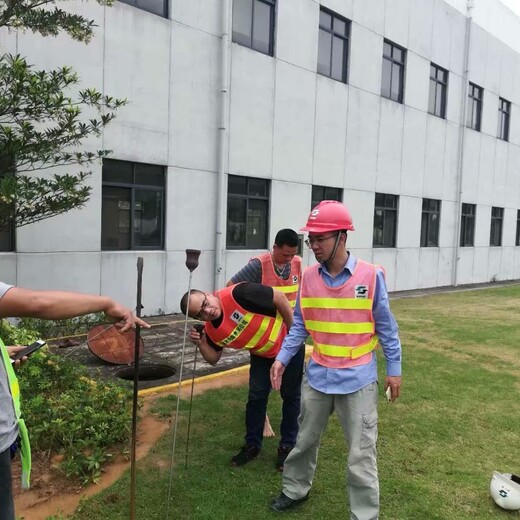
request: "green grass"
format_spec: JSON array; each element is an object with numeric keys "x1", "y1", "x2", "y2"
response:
[{"x1": 68, "y1": 285, "x2": 520, "y2": 520}]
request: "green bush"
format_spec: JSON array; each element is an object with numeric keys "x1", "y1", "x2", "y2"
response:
[
  {"x1": 18, "y1": 312, "x2": 105, "y2": 339},
  {"x1": 18, "y1": 348, "x2": 132, "y2": 484},
  {"x1": 0, "y1": 319, "x2": 40, "y2": 345}
]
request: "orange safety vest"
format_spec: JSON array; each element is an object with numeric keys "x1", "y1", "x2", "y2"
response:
[
  {"x1": 252, "y1": 252, "x2": 302, "y2": 307},
  {"x1": 300, "y1": 259, "x2": 380, "y2": 369},
  {"x1": 204, "y1": 284, "x2": 286, "y2": 358}
]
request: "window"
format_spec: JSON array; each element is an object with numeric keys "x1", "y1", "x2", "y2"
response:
[
  {"x1": 373, "y1": 193, "x2": 398, "y2": 247},
  {"x1": 232, "y1": 0, "x2": 275, "y2": 56},
  {"x1": 460, "y1": 203, "x2": 476, "y2": 247},
  {"x1": 466, "y1": 83, "x2": 483, "y2": 131},
  {"x1": 227, "y1": 175, "x2": 269, "y2": 249},
  {"x1": 498, "y1": 97, "x2": 511, "y2": 141},
  {"x1": 101, "y1": 159, "x2": 165, "y2": 250},
  {"x1": 118, "y1": 0, "x2": 167, "y2": 17},
  {"x1": 428, "y1": 64, "x2": 448, "y2": 118},
  {"x1": 311, "y1": 185, "x2": 343, "y2": 210},
  {"x1": 421, "y1": 198, "x2": 441, "y2": 247},
  {"x1": 0, "y1": 168, "x2": 15, "y2": 252},
  {"x1": 489, "y1": 207, "x2": 503, "y2": 247},
  {"x1": 0, "y1": 224, "x2": 14, "y2": 252},
  {"x1": 516, "y1": 210, "x2": 520, "y2": 247},
  {"x1": 381, "y1": 40, "x2": 406, "y2": 103},
  {"x1": 317, "y1": 8, "x2": 350, "y2": 83}
]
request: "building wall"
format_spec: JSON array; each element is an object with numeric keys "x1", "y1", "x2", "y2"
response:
[{"x1": 1, "y1": 0, "x2": 520, "y2": 313}]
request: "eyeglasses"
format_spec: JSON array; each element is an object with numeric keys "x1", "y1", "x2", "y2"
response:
[
  {"x1": 194, "y1": 295, "x2": 209, "y2": 320},
  {"x1": 305, "y1": 234, "x2": 338, "y2": 248}
]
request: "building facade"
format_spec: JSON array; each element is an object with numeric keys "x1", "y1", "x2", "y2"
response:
[{"x1": 1, "y1": 0, "x2": 520, "y2": 314}]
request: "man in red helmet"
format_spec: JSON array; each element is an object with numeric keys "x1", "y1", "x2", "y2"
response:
[{"x1": 269, "y1": 201, "x2": 402, "y2": 520}]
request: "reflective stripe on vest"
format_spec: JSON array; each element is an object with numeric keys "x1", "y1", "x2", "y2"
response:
[
  {"x1": 205, "y1": 284, "x2": 286, "y2": 358},
  {"x1": 300, "y1": 260, "x2": 379, "y2": 369},
  {"x1": 253, "y1": 253, "x2": 302, "y2": 307},
  {"x1": 0, "y1": 339, "x2": 31, "y2": 489}
]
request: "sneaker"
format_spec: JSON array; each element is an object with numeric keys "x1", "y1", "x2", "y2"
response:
[
  {"x1": 276, "y1": 446, "x2": 293, "y2": 472},
  {"x1": 231, "y1": 445, "x2": 260, "y2": 467}
]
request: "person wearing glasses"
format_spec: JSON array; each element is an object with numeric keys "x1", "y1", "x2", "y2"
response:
[
  {"x1": 0, "y1": 280, "x2": 149, "y2": 520},
  {"x1": 268, "y1": 201, "x2": 402, "y2": 519},
  {"x1": 225, "y1": 229, "x2": 305, "y2": 471},
  {"x1": 180, "y1": 281, "x2": 299, "y2": 470}
]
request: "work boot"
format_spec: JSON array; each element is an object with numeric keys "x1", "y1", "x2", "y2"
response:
[
  {"x1": 276, "y1": 446, "x2": 293, "y2": 472},
  {"x1": 231, "y1": 445, "x2": 260, "y2": 467}
]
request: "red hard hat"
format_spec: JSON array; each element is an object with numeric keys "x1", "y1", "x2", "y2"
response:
[{"x1": 300, "y1": 200, "x2": 355, "y2": 233}]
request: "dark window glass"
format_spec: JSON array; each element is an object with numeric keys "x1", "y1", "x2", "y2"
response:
[
  {"x1": 381, "y1": 40, "x2": 405, "y2": 103},
  {"x1": 420, "y1": 198, "x2": 441, "y2": 247},
  {"x1": 460, "y1": 203, "x2": 476, "y2": 247},
  {"x1": 232, "y1": 0, "x2": 276, "y2": 56},
  {"x1": 497, "y1": 97, "x2": 511, "y2": 141},
  {"x1": 227, "y1": 175, "x2": 269, "y2": 249},
  {"x1": 428, "y1": 63, "x2": 448, "y2": 118},
  {"x1": 311, "y1": 185, "x2": 342, "y2": 210},
  {"x1": 0, "y1": 170, "x2": 15, "y2": 251},
  {"x1": 489, "y1": 206, "x2": 503, "y2": 247},
  {"x1": 101, "y1": 159, "x2": 165, "y2": 251},
  {"x1": 118, "y1": 0, "x2": 167, "y2": 18},
  {"x1": 317, "y1": 7, "x2": 350, "y2": 83},
  {"x1": 516, "y1": 210, "x2": 520, "y2": 247},
  {"x1": 373, "y1": 193, "x2": 398, "y2": 247},
  {"x1": 466, "y1": 83, "x2": 482, "y2": 131}
]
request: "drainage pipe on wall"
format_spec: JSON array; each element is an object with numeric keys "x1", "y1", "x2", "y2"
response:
[
  {"x1": 452, "y1": 0, "x2": 474, "y2": 286},
  {"x1": 214, "y1": 0, "x2": 232, "y2": 290}
]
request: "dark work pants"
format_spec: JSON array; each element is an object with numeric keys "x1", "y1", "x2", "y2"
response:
[
  {"x1": 245, "y1": 344, "x2": 305, "y2": 450},
  {"x1": 0, "y1": 447, "x2": 15, "y2": 520}
]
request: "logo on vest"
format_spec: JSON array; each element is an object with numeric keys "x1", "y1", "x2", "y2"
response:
[
  {"x1": 355, "y1": 285, "x2": 368, "y2": 298},
  {"x1": 230, "y1": 310, "x2": 244, "y2": 324},
  {"x1": 292, "y1": 275, "x2": 298, "y2": 284}
]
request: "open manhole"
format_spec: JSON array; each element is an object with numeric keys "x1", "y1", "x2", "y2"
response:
[{"x1": 116, "y1": 363, "x2": 176, "y2": 381}]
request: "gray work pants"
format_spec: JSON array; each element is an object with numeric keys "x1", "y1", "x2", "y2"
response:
[{"x1": 282, "y1": 376, "x2": 379, "y2": 520}]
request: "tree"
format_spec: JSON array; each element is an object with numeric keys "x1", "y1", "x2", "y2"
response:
[{"x1": 0, "y1": 0, "x2": 125, "y2": 232}]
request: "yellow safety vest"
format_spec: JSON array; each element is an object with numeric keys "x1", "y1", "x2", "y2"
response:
[{"x1": 0, "y1": 338, "x2": 31, "y2": 489}]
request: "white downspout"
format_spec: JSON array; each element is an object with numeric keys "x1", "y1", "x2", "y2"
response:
[
  {"x1": 214, "y1": 0, "x2": 231, "y2": 290},
  {"x1": 452, "y1": 0, "x2": 474, "y2": 286}
]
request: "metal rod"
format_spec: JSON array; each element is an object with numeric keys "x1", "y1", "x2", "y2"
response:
[
  {"x1": 130, "y1": 257, "x2": 144, "y2": 520},
  {"x1": 184, "y1": 343, "x2": 198, "y2": 469}
]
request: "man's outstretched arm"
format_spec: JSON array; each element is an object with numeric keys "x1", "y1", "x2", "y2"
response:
[{"x1": 0, "y1": 287, "x2": 149, "y2": 332}]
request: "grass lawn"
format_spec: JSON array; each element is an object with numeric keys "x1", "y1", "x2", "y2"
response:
[{"x1": 69, "y1": 285, "x2": 520, "y2": 520}]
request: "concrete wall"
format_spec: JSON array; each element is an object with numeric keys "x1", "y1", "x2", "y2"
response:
[{"x1": 1, "y1": 0, "x2": 520, "y2": 313}]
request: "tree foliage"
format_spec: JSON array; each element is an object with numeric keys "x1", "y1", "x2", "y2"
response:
[{"x1": 0, "y1": 0, "x2": 124, "y2": 232}]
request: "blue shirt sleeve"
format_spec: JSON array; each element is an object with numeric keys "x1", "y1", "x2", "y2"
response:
[
  {"x1": 276, "y1": 291, "x2": 308, "y2": 367},
  {"x1": 373, "y1": 269, "x2": 402, "y2": 377}
]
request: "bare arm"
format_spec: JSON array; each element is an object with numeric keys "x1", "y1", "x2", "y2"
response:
[
  {"x1": 0, "y1": 287, "x2": 149, "y2": 332},
  {"x1": 273, "y1": 290, "x2": 293, "y2": 329}
]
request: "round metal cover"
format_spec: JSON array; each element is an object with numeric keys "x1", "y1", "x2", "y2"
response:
[{"x1": 87, "y1": 324, "x2": 144, "y2": 365}]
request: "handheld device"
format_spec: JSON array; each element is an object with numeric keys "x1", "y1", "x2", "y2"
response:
[
  {"x1": 385, "y1": 386, "x2": 392, "y2": 402},
  {"x1": 11, "y1": 340, "x2": 46, "y2": 362},
  {"x1": 193, "y1": 324, "x2": 205, "y2": 335}
]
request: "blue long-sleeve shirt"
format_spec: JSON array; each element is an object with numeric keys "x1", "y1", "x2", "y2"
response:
[{"x1": 276, "y1": 253, "x2": 402, "y2": 395}]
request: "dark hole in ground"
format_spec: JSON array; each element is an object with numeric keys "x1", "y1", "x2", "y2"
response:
[{"x1": 116, "y1": 364, "x2": 176, "y2": 381}]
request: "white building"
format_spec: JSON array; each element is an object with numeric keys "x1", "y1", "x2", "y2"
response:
[{"x1": 1, "y1": 0, "x2": 520, "y2": 314}]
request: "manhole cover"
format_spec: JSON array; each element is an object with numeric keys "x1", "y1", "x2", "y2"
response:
[
  {"x1": 87, "y1": 324, "x2": 144, "y2": 365},
  {"x1": 116, "y1": 364, "x2": 176, "y2": 381}
]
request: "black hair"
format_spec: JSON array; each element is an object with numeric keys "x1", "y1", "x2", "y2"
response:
[
  {"x1": 274, "y1": 228, "x2": 299, "y2": 248},
  {"x1": 180, "y1": 289, "x2": 205, "y2": 316}
]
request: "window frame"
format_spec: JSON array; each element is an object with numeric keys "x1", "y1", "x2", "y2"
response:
[
  {"x1": 101, "y1": 159, "x2": 166, "y2": 251},
  {"x1": 373, "y1": 193, "x2": 399, "y2": 248},
  {"x1": 227, "y1": 175, "x2": 270, "y2": 250},
  {"x1": 317, "y1": 7, "x2": 350, "y2": 84},
  {"x1": 311, "y1": 185, "x2": 343, "y2": 210},
  {"x1": 117, "y1": 0, "x2": 168, "y2": 18},
  {"x1": 460, "y1": 203, "x2": 476, "y2": 247},
  {"x1": 420, "y1": 198, "x2": 441, "y2": 247},
  {"x1": 489, "y1": 206, "x2": 504, "y2": 247},
  {"x1": 466, "y1": 82, "x2": 483, "y2": 132},
  {"x1": 516, "y1": 210, "x2": 520, "y2": 247},
  {"x1": 497, "y1": 97, "x2": 511, "y2": 142},
  {"x1": 232, "y1": 0, "x2": 276, "y2": 57},
  {"x1": 381, "y1": 39, "x2": 406, "y2": 104},
  {"x1": 428, "y1": 63, "x2": 448, "y2": 119}
]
